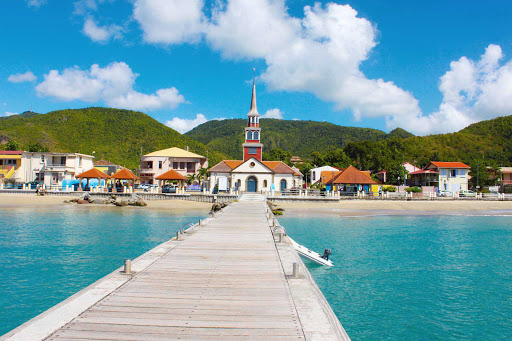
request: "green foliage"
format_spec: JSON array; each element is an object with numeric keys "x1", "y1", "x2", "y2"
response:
[
  {"x1": 0, "y1": 107, "x2": 226, "y2": 169},
  {"x1": 297, "y1": 162, "x2": 314, "y2": 184},
  {"x1": 185, "y1": 118, "x2": 407, "y2": 160},
  {"x1": 406, "y1": 187, "x2": 422, "y2": 193},
  {"x1": 5, "y1": 140, "x2": 20, "y2": 151},
  {"x1": 468, "y1": 160, "x2": 501, "y2": 189},
  {"x1": 311, "y1": 148, "x2": 352, "y2": 168},
  {"x1": 27, "y1": 142, "x2": 50, "y2": 152},
  {"x1": 386, "y1": 163, "x2": 408, "y2": 185},
  {"x1": 262, "y1": 148, "x2": 292, "y2": 162},
  {"x1": 382, "y1": 186, "x2": 397, "y2": 192}
]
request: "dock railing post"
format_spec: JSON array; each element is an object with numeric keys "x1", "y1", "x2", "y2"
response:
[
  {"x1": 292, "y1": 262, "x2": 300, "y2": 278},
  {"x1": 124, "y1": 259, "x2": 132, "y2": 274},
  {"x1": 176, "y1": 231, "x2": 182, "y2": 241}
]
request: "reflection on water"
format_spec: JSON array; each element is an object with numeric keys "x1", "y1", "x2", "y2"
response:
[
  {"x1": 279, "y1": 215, "x2": 512, "y2": 340},
  {"x1": 0, "y1": 206, "x2": 205, "y2": 335}
]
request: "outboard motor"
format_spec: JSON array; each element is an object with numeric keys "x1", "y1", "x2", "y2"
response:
[{"x1": 321, "y1": 248, "x2": 332, "y2": 261}]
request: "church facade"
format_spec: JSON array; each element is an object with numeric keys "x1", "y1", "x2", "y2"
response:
[{"x1": 208, "y1": 82, "x2": 303, "y2": 193}]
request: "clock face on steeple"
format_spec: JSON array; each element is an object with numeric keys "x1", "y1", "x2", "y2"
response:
[{"x1": 243, "y1": 80, "x2": 263, "y2": 162}]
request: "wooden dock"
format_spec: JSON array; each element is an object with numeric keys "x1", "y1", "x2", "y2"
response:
[{"x1": 2, "y1": 195, "x2": 349, "y2": 340}]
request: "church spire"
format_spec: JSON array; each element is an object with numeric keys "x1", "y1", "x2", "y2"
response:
[{"x1": 248, "y1": 79, "x2": 259, "y2": 116}]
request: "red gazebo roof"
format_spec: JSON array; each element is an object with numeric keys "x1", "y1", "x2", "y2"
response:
[
  {"x1": 155, "y1": 169, "x2": 187, "y2": 181},
  {"x1": 75, "y1": 168, "x2": 110, "y2": 179},
  {"x1": 110, "y1": 168, "x2": 139, "y2": 180}
]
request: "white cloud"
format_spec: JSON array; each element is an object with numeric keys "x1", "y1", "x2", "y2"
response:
[
  {"x1": 387, "y1": 44, "x2": 512, "y2": 135},
  {"x1": 292, "y1": 118, "x2": 300, "y2": 121},
  {"x1": 74, "y1": 0, "x2": 99, "y2": 15},
  {"x1": 27, "y1": 0, "x2": 46, "y2": 8},
  {"x1": 83, "y1": 17, "x2": 123, "y2": 43},
  {"x1": 35, "y1": 62, "x2": 186, "y2": 111},
  {"x1": 261, "y1": 108, "x2": 283, "y2": 119},
  {"x1": 133, "y1": 1, "x2": 420, "y2": 128},
  {"x1": 8, "y1": 71, "x2": 37, "y2": 83},
  {"x1": 133, "y1": 0, "x2": 205, "y2": 45},
  {"x1": 165, "y1": 113, "x2": 208, "y2": 133},
  {"x1": 2, "y1": 112, "x2": 19, "y2": 117}
]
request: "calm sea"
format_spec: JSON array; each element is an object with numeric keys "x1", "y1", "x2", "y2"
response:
[
  {"x1": 280, "y1": 214, "x2": 512, "y2": 340},
  {"x1": 0, "y1": 206, "x2": 205, "y2": 336}
]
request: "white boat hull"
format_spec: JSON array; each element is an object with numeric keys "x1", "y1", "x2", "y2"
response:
[{"x1": 289, "y1": 237, "x2": 334, "y2": 267}]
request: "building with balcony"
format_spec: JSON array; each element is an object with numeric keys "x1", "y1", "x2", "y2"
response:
[
  {"x1": 94, "y1": 160, "x2": 123, "y2": 176},
  {"x1": 13, "y1": 152, "x2": 94, "y2": 187},
  {"x1": 499, "y1": 167, "x2": 512, "y2": 185},
  {"x1": 409, "y1": 161, "x2": 470, "y2": 192},
  {"x1": 139, "y1": 147, "x2": 207, "y2": 184}
]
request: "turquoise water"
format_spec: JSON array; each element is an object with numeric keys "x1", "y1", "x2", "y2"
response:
[
  {"x1": 280, "y1": 215, "x2": 512, "y2": 340},
  {"x1": 0, "y1": 206, "x2": 205, "y2": 336}
]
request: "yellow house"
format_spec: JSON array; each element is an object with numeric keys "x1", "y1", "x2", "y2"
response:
[{"x1": 0, "y1": 150, "x2": 22, "y2": 179}]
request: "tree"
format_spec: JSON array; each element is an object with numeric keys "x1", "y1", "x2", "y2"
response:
[
  {"x1": 186, "y1": 173, "x2": 196, "y2": 185},
  {"x1": 263, "y1": 148, "x2": 292, "y2": 162},
  {"x1": 297, "y1": 163, "x2": 314, "y2": 184},
  {"x1": 5, "y1": 140, "x2": 20, "y2": 151},
  {"x1": 468, "y1": 160, "x2": 501, "y2": 189},
  {"x1": 311, "y1": 148, "x2": 352, "y2": 169},
  {"x1": 27, "y1": 142, "x2": 50, "y2": 152},
  {"x1": 196, "y1": 167, "x2": 209, "y2": 184},
  {"x1": 386, "y1": 163, "x2": 408, "y2": 185}
]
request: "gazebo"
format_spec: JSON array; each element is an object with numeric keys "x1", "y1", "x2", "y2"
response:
[
  {"x1": 75, "y1": 168, "x2": 110, "y2": 191},
  {"x1": 155, "y1": 169, "x2": 187, "y2": 189},
  {"x1": 110, "y1": 168, "x2": 140, "y2": 190}
]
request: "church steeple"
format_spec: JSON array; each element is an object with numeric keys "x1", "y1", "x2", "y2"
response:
[
  {"x1": 248, "y1": 79, "x2": 259, "y2": 116},
  {"x1": 243, "y1": 80, "x2": 263, "y2": 161}
]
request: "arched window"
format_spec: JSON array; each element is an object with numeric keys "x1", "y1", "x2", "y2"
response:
[
  {"x1": 253, "y1": 131, "x2": 259, "y2": 140},
  {"x1": 246, "y1": 131, "x2": 252, "y2": 140}
]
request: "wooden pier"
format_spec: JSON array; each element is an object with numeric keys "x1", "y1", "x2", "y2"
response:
[{"x1": 2, "y1": 194, "x2": 349, "y2": 341}]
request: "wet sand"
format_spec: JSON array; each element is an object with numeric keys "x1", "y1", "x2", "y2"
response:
[
  {"x1": 0, "y1": 193, "x2": 211, "y2": 213},
  {"x1": 276, "y1": 200, "x2": 512, "y2": 217}
]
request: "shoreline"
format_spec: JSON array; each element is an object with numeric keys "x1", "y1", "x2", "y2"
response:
[
  {"x1": 275, "y1": 200, "x2": 512, "y2": 217},
  {"x1": 0, "y1": 193, "x2": 212, "y2": 212}
]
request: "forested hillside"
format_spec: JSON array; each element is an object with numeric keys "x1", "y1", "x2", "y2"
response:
[{"x1": 0, "y1": 107, "x2": 226, "y2": 169}]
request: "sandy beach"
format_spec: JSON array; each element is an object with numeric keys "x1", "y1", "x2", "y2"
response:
[
  {"x1": 276, "y1": 200, "x2": 512, "y2": 217},
  {"x1": 0, "y1": 193, "x2": 212, "y2": 213}
]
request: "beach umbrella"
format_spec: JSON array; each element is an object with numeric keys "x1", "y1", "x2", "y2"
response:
[
  {"x1": 155, "y1": 169, "x2": 186, "y2": 189},
  {"x1": 110, "y1": 168, "x2": 140, "y2": 188}
]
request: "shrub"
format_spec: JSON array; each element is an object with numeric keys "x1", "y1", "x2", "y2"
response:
[
  {"x1": 405, "y1": 186, "x2": 422, "y2": 193},
  {"x1": 382, "y1": 186, "x2": 397, "y2": 192}
]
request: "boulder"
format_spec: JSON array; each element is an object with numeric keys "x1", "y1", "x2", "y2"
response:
[
  {"x1": 114, "y1": 200, "x2": 129, "y2": 207},
  {"x1": 77, "y1": 199, "x2": 89, "y2": 204}
]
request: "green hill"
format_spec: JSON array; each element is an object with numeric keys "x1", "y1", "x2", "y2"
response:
[
  {"x1": 344, "y1": 115, "x2": 512, "y2": 171},
  {"x1": 185, "y1": 119, "x2": 406, "y2": 159},
  {"x1": 0, "y1": 107, "x2": 226, "y2": 169}
]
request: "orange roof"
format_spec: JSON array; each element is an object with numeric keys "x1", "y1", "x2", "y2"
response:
[
  {"x1": 94, "y1": 159, "x2": 117, "y2": 166},
  {"x1": 75, "y1": 168, "x2": 110, "y2": 179},
  {"x1": 333, "y1": 165, "x2": 378, "y2": 185},
  {"x1": 361, "y1": 171, "x2": 372, "y2": 179},
  {"x1": 427, "y1": 161, "x2": 470, "y2": 169},
  {"x1": 320, "y1": 170, "x2": 342, "y2": 183},
  {"x1": 155, "y1": 169, "x2": 187, "y2": 181},
  {"x1": 110, "y1": 168, "x2": 139, "y2": 180},
  {"x1": 263, "y1": 161, "x2": 296, "y2": 174},
  {"x1": 224, "y1": 160, "x2": 243, "y2": 169}
]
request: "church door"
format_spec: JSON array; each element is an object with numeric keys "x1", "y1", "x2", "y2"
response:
[
  {"x1": 280, "y1": 179, "x2": 287, "y2": 191},
  {"x1": 247, "y1": 176, "x2": 257, "y2": 192}
]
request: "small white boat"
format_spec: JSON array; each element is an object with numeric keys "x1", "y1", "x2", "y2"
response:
[{"x1": 289, "y1": 237, "x2": 334, "y2": 267}]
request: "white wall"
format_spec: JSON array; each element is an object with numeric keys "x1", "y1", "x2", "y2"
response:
[{"x1": 311, "y1": 166, "x2": 338, "y2": 184}]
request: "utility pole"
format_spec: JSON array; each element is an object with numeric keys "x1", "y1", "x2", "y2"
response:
[{"x1": 477, "y1": 161, "x2": 479, "y2": 190}]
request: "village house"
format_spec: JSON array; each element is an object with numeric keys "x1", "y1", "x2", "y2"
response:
[
  {"x1": 0, "y1": 150, "x2": 22, "y2": 180},
  {"x1": 310, "y1": 166, "x2": 340, "y2": 185},
  {"x1": 12, "y1": 152, "x2": 94, "y2": 187},
  {"x1": 208, "y1": 82, "x2": 303, "y2": 193},
  {"x1": 319, "y1": 165, "x2": 377, "y2": 193},
  {"x1": 139, "y1": 147, "x2": 208, "y2": 185},
  {"x1": 409, "y1": 161, "x2": 470, "y2": 192}
]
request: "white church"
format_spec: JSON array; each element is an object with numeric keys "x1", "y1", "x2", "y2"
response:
[{"x1": 208, "y1": 82, "x2": 303, "y2": 193}]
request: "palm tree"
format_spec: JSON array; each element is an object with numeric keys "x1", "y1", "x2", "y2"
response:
[
  {"x1": 197, "y1": 167, "x2": 209, "y2": 185},
  {"x1": 186, "y1": 173, "x2": 196, "y2": 185}
]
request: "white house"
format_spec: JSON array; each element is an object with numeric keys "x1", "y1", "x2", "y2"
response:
[
  {"x1": 310, "y1": 166, "x2": 339, "y2": 184},
  {"x1": 139, "y1": 147, "x2": 207, "y2": 184},
  {"x1": 14, "y1": 152, "x2": 94, "y2": 187},
  {"x1": 409, "y1": 161, "x2": 470, "y2": 192},
  {"x1": 208, "y1": 81, "x2": 303, "y2": 193}
]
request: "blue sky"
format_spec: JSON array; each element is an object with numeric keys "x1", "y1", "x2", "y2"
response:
[{"x1": 1, "y1": 0, "x2": 512, "y2": 135}]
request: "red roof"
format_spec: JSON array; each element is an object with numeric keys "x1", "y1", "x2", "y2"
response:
[
  {"x1": 155, "y1": 169, "x2": 187, "y2": 181},
  {"x1": 0, "y1": 150, "x2": 23, "y2": 155},
  {"x1": 427, "y1": 161, "x2": 470, "y2": 169},
  {"x1": 110, "y1": 168, "x2": 139, "y2": 180},
  {"x1": 76, "y1": 168, "x2": 110, "y2": 179}
]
